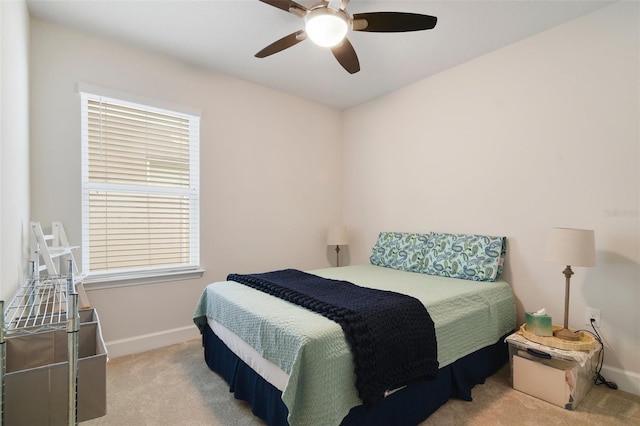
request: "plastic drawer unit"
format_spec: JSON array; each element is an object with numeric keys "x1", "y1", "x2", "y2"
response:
[{"x1": 506, "y1": 332, "x2": 601, "y2": 410}]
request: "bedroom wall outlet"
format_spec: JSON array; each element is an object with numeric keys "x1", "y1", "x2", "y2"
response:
[{"x1": 585, "y1": 307, "x2": 601, "y2": 328}]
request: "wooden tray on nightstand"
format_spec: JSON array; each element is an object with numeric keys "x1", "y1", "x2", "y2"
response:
[{"x1": 519, "y1": 324, "x2": 597, "y2": 351}]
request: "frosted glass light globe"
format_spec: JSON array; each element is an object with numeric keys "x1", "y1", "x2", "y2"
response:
[{"x1": 305, "y1": 11, "x2": 348, "y2": 47}]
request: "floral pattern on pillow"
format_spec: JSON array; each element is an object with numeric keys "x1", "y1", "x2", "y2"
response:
[
  {"x1": 369, "y1": 232, "x2": 430, "y2": 272},
  {"x1": 425, "y1": 233, "x2": 506, "y2": 281}
]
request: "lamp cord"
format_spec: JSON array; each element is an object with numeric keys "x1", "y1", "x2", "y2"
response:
[{"x1": 577, "y1": 320, "x2": 618, "y2": 390}]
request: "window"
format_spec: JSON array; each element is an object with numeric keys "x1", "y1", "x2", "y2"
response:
[{"x1": 80, "y1": 88, "x2": 200, "y2": 285}]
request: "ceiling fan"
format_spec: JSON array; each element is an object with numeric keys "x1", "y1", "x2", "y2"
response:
[{"x1": 255, "y1": 0, "x2": 438, "y2": 74}]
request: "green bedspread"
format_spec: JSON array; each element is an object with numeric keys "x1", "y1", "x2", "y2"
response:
[{"x1": 193, "y1": 264, "x2": 516, "y2": 426}]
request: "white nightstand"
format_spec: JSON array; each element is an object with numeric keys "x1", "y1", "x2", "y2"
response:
[{"x1": 506, "y1": 331, "x2": 601, "y2": 410}]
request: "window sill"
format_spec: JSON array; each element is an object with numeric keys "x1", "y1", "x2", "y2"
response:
[{"x1": 82, "y1": 268, "x2": 205, "y2": 290}]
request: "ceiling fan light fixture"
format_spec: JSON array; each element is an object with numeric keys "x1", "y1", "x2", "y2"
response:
[
  {"x1": 305, "y1": 8, "x2": 349, "y2": 47},
  {"x1": 256, "y1": 0, "x2": 438, "y2": 74}
]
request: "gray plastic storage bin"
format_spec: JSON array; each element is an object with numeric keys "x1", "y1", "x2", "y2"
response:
[{"x1": 507, "y1": 334, "x2": 600, "y2": 410}]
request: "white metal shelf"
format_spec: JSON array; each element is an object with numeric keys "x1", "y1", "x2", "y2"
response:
[
  {"x1": 4, "y1": 274, "x2": 70, "y2": 336},
  {"x1": 1, "y1": 261, "x2": 79, "y2": 426}
]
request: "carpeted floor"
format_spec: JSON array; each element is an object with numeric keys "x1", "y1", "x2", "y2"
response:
[{"x1": 82, "y1": 339, "x2": 640, "y2": 426}]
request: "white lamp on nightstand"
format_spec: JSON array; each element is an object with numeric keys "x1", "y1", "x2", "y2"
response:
[
  {"x1": 544, "y1": 227, "x2": 596, "y2": 341},
  {"x1": 327, "y1": 225, "x2": 349, "y2": 267}
]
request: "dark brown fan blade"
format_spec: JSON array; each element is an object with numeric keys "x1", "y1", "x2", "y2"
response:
[
  {"x1": 352, "y1": 12, "x2": 437, "y2": 32},
  {"x1": 255, "y1": 31, "x2": 307, "y2": 58},
  {"x1": 331, "y1": 38, "x2": 360, "y2": 74},
  {"x1": 258, "y1": 0, "x2": 308, "y2": 14}
]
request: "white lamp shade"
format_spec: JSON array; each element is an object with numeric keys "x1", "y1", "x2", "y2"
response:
[
  {"x1": 544, "y1": 227, "x2": 596, "y2": 267},
  {"x1": 327, "y1": 225, "x2": 349, "y2": 246}
]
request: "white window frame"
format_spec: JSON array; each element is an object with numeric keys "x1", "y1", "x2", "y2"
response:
[{"x1": 79, "y1": 84, "x2": 202, "y2": 288}]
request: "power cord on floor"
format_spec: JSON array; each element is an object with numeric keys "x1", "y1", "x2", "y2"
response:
[{"x1": 578, "y1": 319, "x2": 618, "y2": 390}]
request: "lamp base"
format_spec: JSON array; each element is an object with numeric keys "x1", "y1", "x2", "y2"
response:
[{"x1": 553, "y1": 327, "x2": 581, "y2": 341}]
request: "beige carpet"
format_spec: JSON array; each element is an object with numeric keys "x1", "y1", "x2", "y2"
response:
[{"x1": 82, "y1": 339, "x2": 640, "y2": 426}]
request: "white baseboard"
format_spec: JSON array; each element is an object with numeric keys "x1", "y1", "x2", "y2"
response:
[
  {"x1": 105, "y1": 325, "x2": 200, "y2": 358},
  {"x1": 600, "y1": 364, "x2": 640, "y2": 396}
]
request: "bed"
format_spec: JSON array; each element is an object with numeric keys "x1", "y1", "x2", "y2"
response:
[{"x1": 193, "y1": 232, "x2": 516, "y2": 425}]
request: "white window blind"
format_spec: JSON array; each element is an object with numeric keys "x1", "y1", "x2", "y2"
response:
[{"x1": 81, "y1": 91, "x2": 200, "y2": 281}]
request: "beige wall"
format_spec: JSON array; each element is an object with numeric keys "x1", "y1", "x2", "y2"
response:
[
  {"x1": 0, "y1": 0, "x2": 30, "y2": 301},
  {"x1": 23, "y1": 1, "x2": 640, "y2": 395},
  {"x1": 29, "y1": 19, "x2": 343, "y2": 356},
  {"x1": 343, "y1": 2, "x2": 639, "y2": 394}
]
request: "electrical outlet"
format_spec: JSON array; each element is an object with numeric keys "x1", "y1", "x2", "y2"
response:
[{"x1": 585, "y1": 307, "x2": 601, "y2": 328}]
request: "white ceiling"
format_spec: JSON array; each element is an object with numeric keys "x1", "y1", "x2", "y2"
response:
[{"x1": 26, "y1": 0, "x2": 614, "y2": 110}]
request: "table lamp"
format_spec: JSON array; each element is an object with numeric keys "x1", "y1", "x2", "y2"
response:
[
  {"x1": 544, "y1": 227, "x2": 596, "y2": 341},
  {"x1": 327, "y1": 225, "x2": 349, "y2": 267}
]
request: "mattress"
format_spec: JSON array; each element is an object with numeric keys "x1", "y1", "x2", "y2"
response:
[
  {"x1": 194, "y1": 264, "x2": 516, "y2": 426},
  {"x1": 208, "y1": 317, "x2": 288, "y2": 391}
]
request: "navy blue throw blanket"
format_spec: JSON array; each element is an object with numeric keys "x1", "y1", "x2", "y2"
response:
[{"x1": 226, "y1": 269, "x2": 439, "y2": 406}]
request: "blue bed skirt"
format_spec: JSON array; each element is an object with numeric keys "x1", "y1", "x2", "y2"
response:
[{"x1": 202, "y1": 324, "x2": 509, "y2": 426}]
